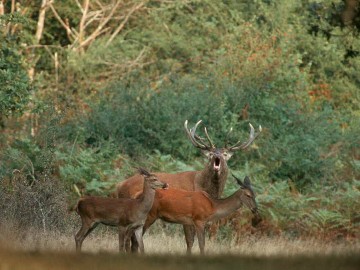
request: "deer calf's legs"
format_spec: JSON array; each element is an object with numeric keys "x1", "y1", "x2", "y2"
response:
[
  {"x1": 194, "y1": 222, "x2": 206, "y2": 255},
  {"x1": 134, "y1": 227, "x2": 145, "y2": 253},
  {"x1": 130, "y1": 233, "x2": 139, "y2": 253},
  {"x1": 130, "y1": 212, "x2": 157, "y2": 253},
  {"x1": 183, "y1": 225, "x2": 196, "y2": 255},
  {"x1": 75, "y1": 222, "x2": 98, "y2": 252},
  {"x1": 118, "y1": 226, "x2": 127, "y2": 252}
]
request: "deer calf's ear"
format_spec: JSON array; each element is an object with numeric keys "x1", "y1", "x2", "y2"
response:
[
  {"x1": 138, "y1": 167, "x2": 150, "y2": 176},
  {"x1": 243, "y1": 176, "x2": 251, "y2": 186}
]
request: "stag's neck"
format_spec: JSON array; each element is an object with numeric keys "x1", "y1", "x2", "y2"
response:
[
  {"x1": 137, "y1": 181, "x2": 156, "y2": 213},
  {"x1": 209, "y1": 190, "x2": 243, "y2": 221},
  {"x1": 196, "y1": 164, "x2": 228, "y2": 198}
]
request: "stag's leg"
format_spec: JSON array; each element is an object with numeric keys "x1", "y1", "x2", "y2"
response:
[
  {"x1": 134, "y1": 227, "x2": 145, "y2": 254},
  {"x1": 194, "y1": 222, "x2": 206, "y2": 255},
  {"x1": 183, "y1": 225, "x2": 196, "y2": 255},
  {"x1": 75, "y1": 221, "x2": 98, "y2": 252}
]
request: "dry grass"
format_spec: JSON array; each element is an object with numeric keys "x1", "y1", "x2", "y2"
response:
[
  {"x1": 1, "y1": 224, "x2": 359, "y2": 270},
  {"x1": 1, "y1": 223, "x2": 359, "y2": 257}
]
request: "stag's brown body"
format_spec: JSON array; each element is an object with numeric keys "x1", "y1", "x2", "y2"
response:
[
  {"x1": 115, "y1": 169, "x2": 227, "y2": 199},
  {"x1": 74, "y1": 169, "x2": 167, "y2": 253},
  {"x1": 113, "y1": 120, "x2": 261, "y2": 254},
  {"x1": 144, "y1": 175, "x2": 259, "y2": 254}
]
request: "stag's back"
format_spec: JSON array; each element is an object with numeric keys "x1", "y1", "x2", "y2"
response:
[{"x1": 113, "y1": 171, "x2": 198, "y2": 198}]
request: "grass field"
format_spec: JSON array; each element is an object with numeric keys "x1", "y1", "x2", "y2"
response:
[{"x1": 0, "y1": 226, "x2": 359, "y2": 270}]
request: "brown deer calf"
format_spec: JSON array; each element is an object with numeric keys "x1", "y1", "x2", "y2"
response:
[
  {"x1": 74, "y1": 168, "x2": 168, "y2": 253},
  {"x1": 144, "y1": 174, "x2": 260, "y2": 255}
]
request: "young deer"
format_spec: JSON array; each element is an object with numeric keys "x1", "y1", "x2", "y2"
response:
[
  {"x1": 144, "y1": 174, "x2": 260, "y2": 255},
  {"x1": 114, "y1": 120, "x2": 261, "y2": 253},
  {"x1": 74, "y1": 168, "x2": 168, "y2": 253}
]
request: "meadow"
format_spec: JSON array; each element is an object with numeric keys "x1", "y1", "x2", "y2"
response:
[{"x1": 1, "y1": 223, "x2": 359, "y2": 270}]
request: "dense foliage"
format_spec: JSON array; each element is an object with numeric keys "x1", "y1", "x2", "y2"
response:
[
  {"x1": 0, "y1": 14, "x2": 32, "y2": 119},
  {"x1": 0, "y1": 0, "x2": 359, "y2": 240}
]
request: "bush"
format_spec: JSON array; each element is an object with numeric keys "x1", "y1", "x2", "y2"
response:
[
  {"x1": 67, "y1": 68, "x2": 341, "y2": 189},
  {"x1": 0, "y1": 171, "x2": 70, "y2": 233}
]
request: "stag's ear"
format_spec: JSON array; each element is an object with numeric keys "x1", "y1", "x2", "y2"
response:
[
  {"x1": 232, "y1": 173, "x2": 245, "y2": 188},
  {"x1": 222, "y1": 150, "x2": 233, "y2": 161},
  {"x1": 243, "y1": 176, "x2": 251, "y2": 187},
  {"x1": 138, "y1": 167, "x2": 151, "y2": 177}
]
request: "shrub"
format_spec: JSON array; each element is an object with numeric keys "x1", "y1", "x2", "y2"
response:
[{"x1": 0, "y1": 171, "x2": 70, "y2": 233}]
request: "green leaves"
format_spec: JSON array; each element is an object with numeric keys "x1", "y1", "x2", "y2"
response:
[{"x1": 0, "y1": 41, "x2": 32, "y2": 117}]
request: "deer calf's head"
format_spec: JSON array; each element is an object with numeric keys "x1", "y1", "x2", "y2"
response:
[
  {"x1": 233, "y1": 174, "x2": 258, "y2": 215},
  {"x1": 138, "y1": 168, "x2": 169, "y2": 190}
]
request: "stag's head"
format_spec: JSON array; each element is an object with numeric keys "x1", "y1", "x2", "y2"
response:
[
  {"x1": 138, "y1": 168, "x2": 169, "y2": 190},
  {"x1": 184, "y1": 120, "x2": 261, "y2": 177},
  {"x1": 232, "y1": 174, "x2": 258, "y2": 215}
]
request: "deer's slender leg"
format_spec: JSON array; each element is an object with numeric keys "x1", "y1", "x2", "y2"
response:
[
  {"x1": 75, "y1": 221, "x2": 98, "y2": 252},
  {"x1": 130, "y1": 233, "x2": 138, "y2": 253},
  {"x1": 125, "y1": 228, "x2": 135, "y2": 253},
  {"x1": 134, "y1": 227, "x2": 145, "y2": 254},
  {"x1": 194, "y1": 222, "x2": 206, "y2": 255},
  {"x1": 130, "y1": 211, "x2": 158, "y2": 253},
  {"x1": 75, "y1": 224, "x2": 89, "y2": 252},
  {"x1": 118, "y1": 226, "x2": 127, "y2": 252},
  {"x1": 183, "y1": 225, "x2": 196, "y2": 255}
]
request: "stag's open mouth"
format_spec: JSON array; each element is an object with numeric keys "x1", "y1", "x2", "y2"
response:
[
  {"x1": 213, "y1": 157, "x2": 221, "y2": 172},
  {"x1": 162, "y1": 183, "x2": 169, "y2": 190}
]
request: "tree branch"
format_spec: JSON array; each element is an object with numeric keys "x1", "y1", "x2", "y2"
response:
[
  {"x1": 79, "y1": 0, "x2": 90, "y2": 45},
  {"x1": 106, "y1": 1, "x2": 146, "y2": 47},
  {"x1": 49, "y1": 2, "x2": 76, "y2": 41},
  {"x1": 77, "y1": 0, "x2": 122, "y2": 50},
  {"x1": 35, "y1": 0, "x2": 50, "y2": 43}
]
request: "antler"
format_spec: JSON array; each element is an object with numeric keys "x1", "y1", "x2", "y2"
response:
[
  {"x1": 184, "y1": 120, "x2": 215, "y2": 150},
  {"x1": 227, "y1": 123, "x2": 262, "y2": 151}
]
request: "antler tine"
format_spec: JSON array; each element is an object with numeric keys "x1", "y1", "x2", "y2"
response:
[
  {"x1": 228, "y1": 123, "x2": 262, "y2": 151},
  {"x1": 184, "y1": 120, "x2": 210, "y2": 150},
  {"x1": 224, "y1": 127, "x2": 233, "y2": 148},
  {"x1": 204, "y1": 127, "x2": 215, "y2": 149}
]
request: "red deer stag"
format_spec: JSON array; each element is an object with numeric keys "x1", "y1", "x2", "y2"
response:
[
  {"x1": 74, "y1": 168, "x2": 168, "y2": 253},
  {"x1": 147, "y1": 175, "x2": 259, "y2": 254},
  {"x1": 113, "y1": 120, "x2": 261, "y2": 254}
]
